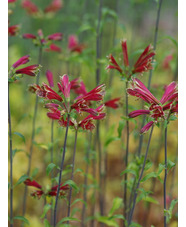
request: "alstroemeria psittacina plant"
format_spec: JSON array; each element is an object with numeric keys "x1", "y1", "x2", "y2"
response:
[
  {"x1": 29, "y1": 74, "x2": 106, "y2": 130},
  {"x1": 23, "y1": 29, "x2": 62, "y2": 52},
  {"x1": 106, "y1": 40, "x2": 155, "y2": 79},
  {"x1": 24, "y1": 179, "x2": 69, "y2": 199},
  {"x1": 127, "y1": 78, "x2": 178, "y2": 133},
  {"x1": 8, "y1": 55, "x2": 40, "y2": 82}
]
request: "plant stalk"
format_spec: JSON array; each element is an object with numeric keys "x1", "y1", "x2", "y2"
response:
[
  {"x1": 22, "y1": 46, "x2": 43, "y2": 217},
  {"x1": 67, "y1": 130, "x2": 78, "y2": 222},
  {"x1": 81, "y1": 133, "x2": 92, "y2": 227},
  {"x1": 8, "y1": 84, "x2": 13, "y2": 227},
  {"x1": 164, "y1": 126, "x2": 168, "y2": 227},
  {"x1": 128, "y1": 126, "x2": 154, "y2": 225},
  {"x1": 50, "y1": 120, "x2": 54, "y2": 225},
  {"x1": 53, "y1": 114, "x2": 70, "y2": 227}
]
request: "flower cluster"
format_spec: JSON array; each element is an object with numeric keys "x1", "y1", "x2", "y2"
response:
[
  {"x1": 9, "y1": 55, "x2": 40, "y2": 82},
  {"x1": 29, "y1": 74, "x2": 106, "y2": 131},
  {"x1": 106, "y1": 40, "x2": 155, "y2": 78},
  {"x1": 24, "y1": 179, "x2": 69, "y2": 199},
  {"x1": 68, "y1": 35, "x2": 85, "y2": 54},
  {"x1": 23, "y1": 29, "x2": 62, "y2": 52},
  {"x1": 128, "y1": 78, "x2": 178, "y2": 133},
  {"x1": 21, "y1": 0, "x2": 63, "y2": 16}
]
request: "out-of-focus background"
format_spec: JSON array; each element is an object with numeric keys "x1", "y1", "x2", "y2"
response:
[{"x1": 8, "y1": 0, "x2": 178, "y2": 226}]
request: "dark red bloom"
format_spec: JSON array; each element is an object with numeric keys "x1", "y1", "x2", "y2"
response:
[
  {"x1": 12, "y1": 55, "x2": 30, "y2": 68},
  {"x1": 128, "y1": 78, "x2": 178, "y2": 133},
  {"x1": 47, "y1": 33, "x2": 63, "y2": 41},
  {"x1": 106, "y1": 54, "x2": 123, "y2": 74},
  {"x1": 24, "y1": 179, "x2": 42, "y2": 189},
  {"x1": 46, "y1": 70, "x2": 54, "y2": 88},
  {"x1": 45, "y1": 43, "x2": 62, "y2": 52},
  {"x1": 23, "y1": 33, "x2": 37, "y2": 39},
  {"x1": 8, "y1": 0, "x2": 17, "y2": 3},
  {"x1": 104, "y1": 97, "x2": 122, "y2": 109},
  {"x1": 68, "y1": 35, "x2": 85, "y2": 53},
  {"x1": 162, "y1": 55, "x2": 173, "y2": 70},
  {"x1": 121, "y1": 39, "x2": 129, "y2": 67},
  {"x1": 21, "y1": 0, "x2": 39, "y2": 15},
  {"x1": 44, "y1": 0, "x2": 63, "y2": 13},
  {"x1": 8, "y1": 25, "x2": 19, "y2": 36},
  {"x1": 15, "y1": 64, "x2": 40, "y2": 76}
]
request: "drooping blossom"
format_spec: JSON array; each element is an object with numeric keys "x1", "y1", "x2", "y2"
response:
[
  {"x1": 68, "y1": 35, "x2": 85, "y2": 53},
  {"x1": 29, "y1": 74, "x2": 106, "y2": 130},
  {"x1": 128, "y1": 78, "x2": 178, "y2": 133},
  {"x1": 21, "y1": 0, "x2": 39, "y2": 15},
  {"x1": 46, "y1": 70, "x2": 54, "y2": 87},
  {"x1": 12, "y1": 55, "x2": 30, "y2": 68},
  {"x1": 162, "y1": 54, "x2": 173, "y2": 70},
  {"x1": 44, "y1": 0, "x2": 63, "y2": 14},
  {"x1": 106, "y1": 39, "x2": 155, "y2": 78},
  {"x1": 24, "y1": 179, "x2": 69, "y2": 199},
  {"x1": 8, "y1": 24, "x2": 20, "y2": 36},
  {"x1": 15, "y1": 64, "x2": 40, "y2": 77},
  {"x1": 8, "y1": 0, "x2": 17, "y2": 3},
  {"x1": 23, "y1": 29, "x2": 63, "y2": 50},
  {"x1": 104, "y1": 97, "x2": 122, "y2": 109}
]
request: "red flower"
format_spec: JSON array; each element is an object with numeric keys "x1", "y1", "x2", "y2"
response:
[
  {"x1": 8, "y1": 25, "x2": 19, "y2": 36},
  {"x1": 23, "y1": 33, "x2": 37, "y2": 39},
  {"x1": 21, "y1": 0, "x2": 39, "y2": 15},
  {"x1": 15, "y1": 64, "x2": 40, "y2": 77},
  {"x1": 58, "y1": 74, "x2": 71, "y2": 99},
  {"x1": 12, "y1": 55, "x2": 30, "y2": 68},
  {"x1": 162, "y1": 55, "x2": 173, "y2": 70},
  {"x1": 121, "y1": 39, "x2": 129, "y2": 67},
  {"x1": 68, "y1": 35, "x2": 85, "y2": 53},
  {"x1": 8, "y1": 0, "x2": 17, "y2": 3},
  {"x1": 24, "y1": 179, "x2": 42, "y2": 189},
  {"x1": 106, "y1": 54, "x2": 123, "y2": 74},
  {"x1": 104, "y1": 97, "x2": 122, "y2": 109},
  {"x1": 44, "y1": 0, "x2": 63, "y2": 13},
  {"x1": 47, "y1": 33, "x2": 63, "y2": 41},
  {"x1": 46, "y1": 70, "x2": 54, "y2": 88},
  {"x1": 45, "y1": 43, "x2": 62, "y2": 52},
  {"x1": 128, "y1": 78, "x2": 178, "y2": 133}
]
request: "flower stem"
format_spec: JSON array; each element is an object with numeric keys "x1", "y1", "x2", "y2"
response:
[
  {"x1": 50, "y1": 120, "x2": 54, "y2": 225},
  {"x1": 137, "y1": 0, "x2": 163, "y2": 157},
  {"x1": 164, "y1": 126, "x2": 168, "y2": 227},
  {"x1": 128, "y1": 126, "x2": 154, "y2": 225},
  {"x1": 123, "y1": 80, "x2": 129, "y2": 223},
  {"x1": 53, "y1": 114, "x2": 70, "y2": 227},
  {"x1": 22, "y1": 46, "x2": 43, "y2": 217},
  {"x1": 67, "y1": 129, "x2": 78, "y2": 222},
  {"x1": 81, "y1": 133, "x2": 92, "y2": 227},
  {"x1": 8, "y1": 84, "x2": 13, "y2": 227}
]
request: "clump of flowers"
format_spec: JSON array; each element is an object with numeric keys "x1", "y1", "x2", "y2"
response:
[
  {"x1": 8, "y1": 55, "x2": 41, "y2": 82},
  {"x1": 29, "y1": 74, "x2": 106, "y2": 131},
  {"x1": 24, "y1": 179, "x2": 69, "y2": 199},
  {"x1": 128, "y1": 78, "x2": 178, "y2": 133},
  {"x1": 23, "y1": 29, "x2": 62, "y2": 52},
  {"x1": 106, "y1": 39, "x2": 155, "y2": 79},
  {"x1": 68, "y1": 35, "x2": 85, "y2": 54}
]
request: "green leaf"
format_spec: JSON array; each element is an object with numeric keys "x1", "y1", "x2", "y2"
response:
[
  {"x1": 167, "y1": 160, "x2": 176, "y2": 171},
  {"x1": 13, "y1": 132, "x2": 25, "y2": 143},
  {"x1": 96, "y1": 216, "x2": 119, "y2": 227},
  {"x1": 58, "y1": 217, "x2": 80, "y2": 225},
  {"x1": 14, "y1": 175, "x2": 29, "y2": 187},
  {"x1": 108, "y1": 197, "x2": 123, "y2": 216},
  {"x1": 117, "y1": 120, "x2": 125, "y2": 138},
  {"x1": 71, "y1": 198, "x2": 87, "y2": 207},
  {"x1": 120, "y1": 169, "x2": 137, "y2": 176},
  {"x1": 44, "y1": 219, "x2": 51, "y2": 227},
  {"x1": 13, "y1": 216, "x2": 30, "y2": 225},
  {"x1": 40, "y1": 204, "x2": 51, "y2": 219},
  {"x1": 102, "y1": 7, "x2": 118, "y2": 19},
  {"x1": 105, "y1": 137, "x2": 119, "y2": 147},
  {"x1": 63, "y1": 180, "x2": 79, "y2": 192},
  {"x1": 169, "y1": 115, "x2": 177, "y2": 121},
  {"x1": 141, "y1": 172, "x2": 157, "y2": 183},
  {"x1": 110, "y1": 214, "x2": 125, "y2": 220},
  {"x1": 46, "y1": 163, "x2": 56, "y2": 176},
  {"x1": 160, "y1": 35, "x2": 178, "y2": 47},
  {"x1": 142, "y1": 196, "x2": 159, "y2": 204}
]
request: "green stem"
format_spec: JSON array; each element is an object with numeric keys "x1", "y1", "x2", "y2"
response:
[
  {"x1": 164, "y1": 126, "x2": 168, "y2": 227},
  {"x1": 128, "y1": 126, "x2": 154, "y2": 225},
  {"x1": 67, "y1": 130, "x2": 78, "y2": 222},
  {"x1": 50, "y1": 120, "x2": 54, "y2": 225},
  {"x1": 22, "y1": 46, "x2": 43, "y2": 217},
  {"x1": 53, "y1": 114, "x2": 70, "y2": 227},
  {"x1": 8, "y1": 84, "x2": 13, "y2": 227}
]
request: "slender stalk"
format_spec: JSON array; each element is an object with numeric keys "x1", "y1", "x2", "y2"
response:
[
  {"x1": 81, "y1": 133, "x2": 92, "y2": 227},
  {"x1": 50, "y1": 120, "x2": 54, "y2": 225},
  {"x1": 137, "y1": 0, "x2": 163, "y2": 157},
  {"x1": 67, "y1": 130, "x2": 78, "y2": 222},
  {"x1": 8, "y1": 84, "x2": 13, "y2": 227},
  {"x1": 123, "y1": 80, "x2": 129, "y2": 222},
  {"x1": 22, "y1": 46, "x2": 43, "y2": 217},
  {"x1": 53, "y1": 114, "x2": 70, "y2": 227},
  {"x1": 164, "y1": 126, "x2": 168, "y2": 227},
  {"x1": 128, "y1": 126, "x2": 154, "y2": 225}
]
